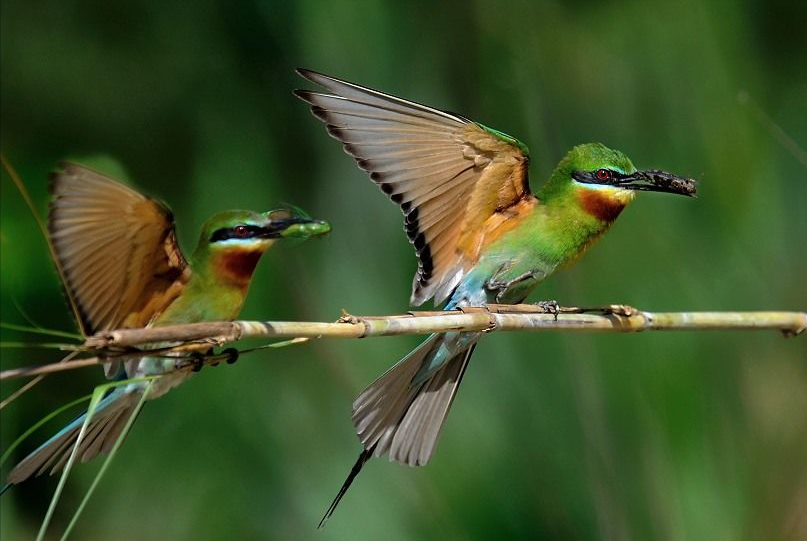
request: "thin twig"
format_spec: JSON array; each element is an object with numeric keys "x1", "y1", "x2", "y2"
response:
[
  {"x1": 0, "y1": 343, "x2": 213, "y2": 380},
  {"x1": 0, "y1": 350, "x2": 81, "y2": 410}
]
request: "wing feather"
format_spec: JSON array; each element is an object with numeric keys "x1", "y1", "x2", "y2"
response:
[
  {"x1": 49, "y1": 163, "x2": 191, "y2": 347},
  {"x1": 297, "y1": 69, "x2": 534, "y2": 305}
]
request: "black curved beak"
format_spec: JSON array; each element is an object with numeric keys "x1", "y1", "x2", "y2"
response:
[{"x1": 616, "y1": 170, "x2": 698, "y2": 197}]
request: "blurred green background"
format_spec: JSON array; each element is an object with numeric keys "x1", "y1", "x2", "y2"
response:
[{"x1": 1, "y1": 0, "x2": 805, "y2": 539}]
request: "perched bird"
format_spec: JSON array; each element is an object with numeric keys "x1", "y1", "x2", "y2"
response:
[
  {"x1": 5, "y1": 163, "x2": 330, "y2": 485},
  {"x1": 295, "y1": 69, "x2": 697, "y2": 525}
]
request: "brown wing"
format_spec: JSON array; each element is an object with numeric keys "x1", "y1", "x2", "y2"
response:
[
  {"x1": 296, "y1": 69, "x2": 534, "y2": 306},
  {"x1": 49, "y1": 163, "x2": 191, "y2": 341}
]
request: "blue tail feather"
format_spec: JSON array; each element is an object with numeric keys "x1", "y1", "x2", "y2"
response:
[{"x1": 3, "y1": 388, "x2": 141, "y2": 487}]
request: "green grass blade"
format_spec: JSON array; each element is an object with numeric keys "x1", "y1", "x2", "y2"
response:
[
  {"x1": 245, "y1": 337, "x2": 311, "y2": 350},
  {"x1": 0, "y1": 341, "x2": 81, "y2": 350},
  {"x1": 0, "y1": 155, "x2": 88, "y2": 338},
  {"x1": 35, "y1": 377, "x2": 152, "y2": 541},
  {"x1": 59, "y1": 378, "x2": 155, "y2": 541},
  {"x1": 0, "y1": 322, "x2": 82, "y2": 341},
  {"x1": 0, "y1": 394, "x2": 93, "y2": 468},
  {"x1": 0, "y1": 351, "x2": 81, "y2": 411}
]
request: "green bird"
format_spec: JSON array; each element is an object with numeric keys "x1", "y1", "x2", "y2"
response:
[
  {"x1": 295, "y1": 69, "x2": 697, "y2": 525},
  {"x1": 5, "y1": 163, "x2": 330, "y2": 485}
]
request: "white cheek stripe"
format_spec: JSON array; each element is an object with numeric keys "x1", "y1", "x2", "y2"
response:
[
  {"x1": 572, "y1": 181, "x2": 626, "y2": 193},
  {"x1": 212, "y1": 238, "x2": 272, "y2": 248}
]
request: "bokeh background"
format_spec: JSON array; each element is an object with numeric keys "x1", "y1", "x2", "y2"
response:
[{"x1": 1, "y1": 1, "x2": 806, "y2": 539}]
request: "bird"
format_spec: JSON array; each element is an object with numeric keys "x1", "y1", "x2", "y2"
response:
[
  {"x1": 294, "y1": 68, "x2": 697, "y2": 526},
  {"x1": 4, "y1": 162, "x2": 331, "y2": 485}
]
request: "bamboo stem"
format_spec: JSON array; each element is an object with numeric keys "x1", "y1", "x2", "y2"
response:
[{"x1": 1, "y1": 305, "x2": 804, "y2": 381}]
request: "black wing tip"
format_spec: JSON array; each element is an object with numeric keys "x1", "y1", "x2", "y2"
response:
[
  {"x1": 294, "y1": 93, "x2": 347, "y2": 125},
  {"x1": 53, "y1": 161, "x2": 89, "y2": 176},
  {"x1": 292, "y1": 88, "x2": 311, "y2": 101},
  {"x1": 48, "y1": 172, "x2": 61, "y2": 194},
  {"x1": 293, "y1": 88, "x2": 332, "y2": 105},
  {"x1": 310, "y1": 105, "x2": 330, "y2": 122},
  {"x1": 444, "y1": 109, "x2": 473, "y2": 124},
  {"x1": 295, "y1": 67, "x2": 318, "y2": 80},
  {"x1": 355, "y1": 158, "x2": 372, "y2": 172},
  {"x1": 294, "y1": 67, "x2": 338, "y2": 100},
  {"x1": 54, "y1": 160, "x2": 73, "y2": 172},
  {"x1": 326, "y1": 124, "x2": 353, "y2": 143},
  {"x1": 48, "y1": 161, "x2": 74, "y2": 190},
  {"x1": 296, "y1": 67, "x2": 343, "y2": 88}
]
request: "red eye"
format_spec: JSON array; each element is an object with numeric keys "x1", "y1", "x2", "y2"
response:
[
  {"x1": 596, "y1": 169, "x2": 611, "y2": 181},
  {"x1": 234, "y1": 225, "x2": 249, "y2": 237}
]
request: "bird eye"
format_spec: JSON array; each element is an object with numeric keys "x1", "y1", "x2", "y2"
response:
[
  {"x1": 234, "y1": 225, "x2": 249, "y2": 237},
  {"x1": 596, "y1": 169, "x2": 611, "y2": 181}
]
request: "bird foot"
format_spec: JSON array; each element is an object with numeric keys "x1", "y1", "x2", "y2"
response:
[
  {"x1": 223, "y1": 348, "x2": 239, "y2": 365},
  {"x1": 190, "y1": 351, "x2": 206, "y2": 372},
  {"x1": 534, "y1": 300, "x2": 560, "y2": 321}
]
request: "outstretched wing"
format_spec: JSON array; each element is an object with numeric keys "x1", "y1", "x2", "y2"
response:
[
  {"x1": 296, "y1": 69, "x2": 536, "y2": 306},
  {"x1": 49, "y1": 163, "x2": 191, "y2": 341}
]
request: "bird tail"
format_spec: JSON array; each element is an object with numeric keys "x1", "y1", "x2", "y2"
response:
[
  {"x1": 318, "y1": 333, "x2": 476, "y2": 527},
  {"x1": 354, "y1": 332, "x2": 477, "y2": 466},
  {"x1": 317, "y1": 447, "x2": 373, "y2": 529},
  {"x1": 5, "y1": 388, "x2": 143, "y2": 486}
]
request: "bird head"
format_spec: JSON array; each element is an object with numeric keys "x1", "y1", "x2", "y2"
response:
[
  {"x1": 200, "y1": 208, "x2": 330, "y2": 249},
  {"x1": 193, "y1": 208, "x2": 330, "y2": 285},
  {"x1": 541, "y1": 143, "x2": 697, "y2": 222},
  {"x1": 567, "y1": 143, "x2": 697, "y2": 197}
]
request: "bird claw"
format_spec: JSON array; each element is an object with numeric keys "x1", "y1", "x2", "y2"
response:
[
  {"x1": 535, "y1": 300, "x2": 560, "y2": 321},
  {"x1": 190, "y1": 351, "x2": 206, "y2": 372},
  {"x1": 486, "y1": 269, "x2": 544, "y2": 303},
  {"x1": 223, "y1": 348, "x2": 239, "y2": 365}
]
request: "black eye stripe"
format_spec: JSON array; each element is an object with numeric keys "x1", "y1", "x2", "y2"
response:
[
  {"x1": 572, "y1": 169, "x2": 626, "y2": 184},
  {"x1": 210, "y1": 225, "x2": 263, "y2": 242}
]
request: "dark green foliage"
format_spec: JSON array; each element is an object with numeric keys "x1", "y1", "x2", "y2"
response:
[{"x1": 1, "y1": 1, "x2": 805, "y2": 539}]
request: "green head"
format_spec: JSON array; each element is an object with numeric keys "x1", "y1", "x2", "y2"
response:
[
  {"x1": 197, "y1": 208, "x2": 330, "y2": 249},
  {"x1": 539, "y1": 143, "x2": 697, "y2": 219},
  {"x1": 548, "y1": 143, "x2": 697, "y2": 196},
  {"x1": 159, "y1": 208, "x2": 329, "y2": 318},
  {"x1": 191, "y1": 208, "x2": 329, "y2": 282}
]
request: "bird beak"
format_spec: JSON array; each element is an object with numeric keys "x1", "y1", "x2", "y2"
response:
[
  {"x1": 261, "y1": 211, "x2": 331, "y2": 239},
  {"x1": 616, "y1": 170, "x2": 698, "y2": 197}
]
